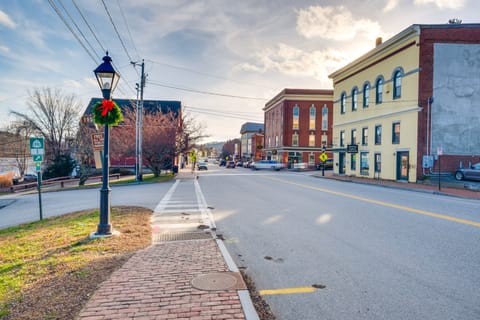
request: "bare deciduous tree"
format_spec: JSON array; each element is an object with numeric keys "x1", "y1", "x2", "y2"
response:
[{"x1": 10, "y1": 88, "x2": 81, "y2": 162}]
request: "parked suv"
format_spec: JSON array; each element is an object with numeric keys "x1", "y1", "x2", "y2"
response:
[{"x1": 251, "y1": 160, "x2": 283, "y2": 171}]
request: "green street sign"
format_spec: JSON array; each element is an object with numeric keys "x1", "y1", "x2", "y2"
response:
[
  {"x1": 36, "y1": 162, "x2": 41, "y2": 172},
  {"x1": 30, "y1": 137, "x2": 44, "y2": 155},
  {"x1": 33, "y1": 154, "x2": 43, "y2": 162}
]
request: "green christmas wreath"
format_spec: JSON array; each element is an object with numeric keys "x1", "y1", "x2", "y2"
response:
[{"x1": 93, "y1": 99, "x2": 123, "y2": 126}]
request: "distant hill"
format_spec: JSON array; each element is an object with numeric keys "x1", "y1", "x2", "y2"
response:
[{"x1": 204, "y1": 141, "x2": 224, "y2": 153}]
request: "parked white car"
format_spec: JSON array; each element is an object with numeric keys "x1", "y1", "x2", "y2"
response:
[{"x1": 251, "y1": 160, "x2": 284, "y2": 171}]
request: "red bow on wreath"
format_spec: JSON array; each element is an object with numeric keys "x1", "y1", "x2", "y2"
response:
[{"x1": 97, "y1": 99, "x2": 115, "y2": 117}]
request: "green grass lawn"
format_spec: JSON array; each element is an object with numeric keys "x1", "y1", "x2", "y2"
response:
[{"x1": 0, "y1": 207, "x2": 151, "y2": 319}]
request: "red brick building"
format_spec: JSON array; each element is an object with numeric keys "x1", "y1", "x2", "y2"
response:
[
  {"x1": 263, "y1": 89, "x2": 334, "y2": 168},
  {"x1": 250, "y1": 131, "x2": 265, "y2": 161}
]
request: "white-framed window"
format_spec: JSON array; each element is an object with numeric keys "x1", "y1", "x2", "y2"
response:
[
  {"x1": 352, "y1": 87, "x2": 358, "y2": 111},
  {"x1": 321, "y1": 104, "x2": 328, "y2": 131},
  {"x1": 309, "y1": 105, "x2": 316, "y2": 130},
  {"x1": 293, "y1": 104, "x2": 299, "y2": 129},
  {"x1": 393, "y1": 69, "x2": 402, "y2": 99},
  {"x1": 309, "y1": 134, "x2": 315, "y2": 147},
  {"x1": 292, "y1": 133, "x2": 299, "y2": 146}
]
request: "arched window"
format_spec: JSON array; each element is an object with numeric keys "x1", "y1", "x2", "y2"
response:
[
  {"x1": 363, "y1": 82, "x2": 370, "y2": 108},
  {"x1": 352, "y1": 87, "x2": 358, "y2": 111},
  {"x1": 309, "y1": 105, "x2": 316, "y2": 130},
  {"x1": 340, "y1": 92, "x2": 346, "y2": 114},
  {"x1": 393, "y1": 69, "x2": 402, "y2": 99},
  {"x1": 375, "y1": 77, "x2": 384, "y2": 104},
  {"x1": 293, "y1": 104, "x2": 299, "y2": 129},
  {"x1": 321, "y1": 104, "x2": 328, "y2": 131}
]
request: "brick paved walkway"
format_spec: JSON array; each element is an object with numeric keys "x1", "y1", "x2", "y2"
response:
[
  {"x1": 78, "y1": 240, "x2": 246, "y2": 320},
  {"x1": 78, "y1": 171, "x2": 255, "y2": 320}
]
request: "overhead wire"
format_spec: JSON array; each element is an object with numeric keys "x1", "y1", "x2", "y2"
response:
[
  {"x1": 47, "y1": 0, "x2": 97, "y2": 63},
  {"x1": 147, "y1": 59, "x2": 276, "y2": 90},
  {"x1": 148, "y1": 80, "x2": 268, "y2": 101},
  {"x1": 71, "y1": 0, "x2": 106, "y2": 53},
  {"x1": 57, "y1": 0, "x2": 101, "y2": 60},
  {"x1": 116, "y1": 0, "x2": 140, "y2": 60},
  {"x1": 100, "y1": 0, "x2": 134, "y2": 63}
]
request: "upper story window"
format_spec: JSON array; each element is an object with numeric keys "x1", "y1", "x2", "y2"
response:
[
  {"x1": 275, "y1": 135, "x2": 279, "y2": 146},
  {"x1": 363, "y1": 82, "x2": 370, "y2": 108},
  {"x1": 340, "y1": 92, "x2": 346, "y2": 114},
  {"x1": 375, "y1": 125, "x2": 382, "y2": 145},
  {"x1": 293, "y1": 104, "x2": 299, "y2": 130},
  {"x1": 392, "y1": 122, "x2": 400, "y2": 144},
  {"x1": 375, "y1": 77, "x2": 384, "y2": 104},
  {"x1": 393, "y1": 69, "x2": 403, "y2": 99},
  {"x1": 351, "y1": 129, "x2": 357, "y2": 145},
  {"x1": 309, "y1": 134, "x2": 315, "y2": 147},
  {"x1": 321, "y1": 104, "x2": 328, "y2": 131},
  {"x1": 352, "y1": 87, "x2": 358, "y2": 111},
  {"x1": 309, "y1": 105, "x2": 316, "y2": 130},
  {"x1": 340, "y1": 130, "x2": 345, "y2": 147},
  {"x1": 292, "y1": 133, "x2": 299, "y2": 146},
  {"x1": 362, "y1": 127, "x2": 368, "y2": 146}
]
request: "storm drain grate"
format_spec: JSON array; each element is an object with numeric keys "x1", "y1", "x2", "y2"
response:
[{"x1": 153, "y1": 232, "x2": 212, "y2": 243}]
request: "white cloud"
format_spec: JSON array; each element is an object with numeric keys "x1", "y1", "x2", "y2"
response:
[
  {"x1": 383, "y1": 0, "x2": 400, "y2": 12},
  {"x1": 296, "y1": 5, "x2": 382, "y2": 41},
  {"x1": 414, "y1": 0, "x2": 465, "y2": 9},
  {"x1": 0, "y1": 10, "x2": 16, "y2": 29},
  {"x1": 0, "y1": 45, "x2": 9, "y2": 54},
  {"x1": 238, "y1": 43, "x2": 350, "y2": 85}
]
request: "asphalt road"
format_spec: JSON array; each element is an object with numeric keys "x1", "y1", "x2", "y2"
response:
[
  {"x1": 2, "y1": 166, "x2": 479, "y2": 319},
  {"x1": 198, "y1": 166, "x2": 480, "y2": 320},
  {"x1": 0, "y1": 182, "x2": 174, "y2": 229}
]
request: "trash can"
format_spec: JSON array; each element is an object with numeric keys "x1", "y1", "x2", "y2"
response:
[{"x1": 173, "y1": 165, "x2": 178, "y2": 173}]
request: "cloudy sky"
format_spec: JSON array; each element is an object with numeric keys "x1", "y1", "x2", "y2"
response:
[{"x1": 0, "y1": 0, "x2": 476, "y2": 142}]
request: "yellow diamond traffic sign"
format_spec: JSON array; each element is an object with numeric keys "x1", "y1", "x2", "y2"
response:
[{"x1": 319, "y1": 152, "x2": 328, "y2": 162}]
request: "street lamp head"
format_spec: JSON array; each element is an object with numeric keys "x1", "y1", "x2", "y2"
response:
[{"x1": 94, "y1": 53, "x2": 120, "y2": 100}]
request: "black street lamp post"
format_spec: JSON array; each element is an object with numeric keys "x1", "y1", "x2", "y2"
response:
[{"x1": 93, "y1": 53, "x2": 120, "y2": 237}]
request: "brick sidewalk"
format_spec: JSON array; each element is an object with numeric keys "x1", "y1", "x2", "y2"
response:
[
  {"x1": 78, "y1": 240, "x2": 246, "y2": 320},
  {"x1": 315, "y1": 171, "x2": 480, "y2": 200},
  {"x1": 78, "y1": 173, "x2": 256, "y2": 320}
]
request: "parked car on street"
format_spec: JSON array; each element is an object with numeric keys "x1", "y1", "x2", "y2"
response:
[
  {"x1": 197, "y1": 162, "x2": 208, "y2": 170},
  {"x1": 219, "y1": 159, "x2": 226, "y2": 166},
  {"x1": 226, "y1": 161, "x2": 236, "y2": 168},
  {"x1": 454, "y1": 163, "x2": 480, "y2": 181},
  {"x1": 251, "y1": 160, "x2": 283, "y2": 171},
  {"x1": 12, "y1": 173, "x2": 37, "y2": 185},
  {"x1": 316, "y1": 159, "x2": 334, "y2": 170}
]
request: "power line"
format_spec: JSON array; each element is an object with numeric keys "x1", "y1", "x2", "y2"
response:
[
  {"x1": 116, "y1": 0, "x2": 140, "y2": 60},
  {"x1": 72, "y1": 0, "x2": 106, "y2": 53},
  {"x1": 100, "y1": 0, "x2": 134, "y2": 63},
  {"x1": 148, "y1": 80, "x2": 267, "y2": 101},
  {"x1": 57, "y1": 0, "x2": 100, "y2": 60},
  {"x1": 147, "y1": 59, "x2": 276, "y2": 90},
  {"x1": 47, "y1": 0, "x2": 97, "y2": 63},
  {"x1": 183, "y1": 105, "x2": 263, "y2": 122}
]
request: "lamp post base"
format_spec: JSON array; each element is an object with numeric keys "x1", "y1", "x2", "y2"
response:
[{"x1": 89, "y1": 229, "x2": 120, "y2": 239}]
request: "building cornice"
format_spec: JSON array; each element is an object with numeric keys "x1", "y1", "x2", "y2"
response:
[{"x1": 329, "y1": 25, "x2": 420, "y2": 82}]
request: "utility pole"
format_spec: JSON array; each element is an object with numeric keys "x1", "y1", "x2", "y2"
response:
[
  {"x1": 135, "y1": 83, "x2": 140, "y2": 180},
  {"x1": 131, "y1": 59, "x2": 146, "y2": 181}
]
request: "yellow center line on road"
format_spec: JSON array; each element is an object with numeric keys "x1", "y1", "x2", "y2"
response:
[
  {"x1": 264, "y1": 176, "x2": 480, "y2": 228},
  {"x1": 259, "y1": 287, "x2": 317, "y2": 296}
]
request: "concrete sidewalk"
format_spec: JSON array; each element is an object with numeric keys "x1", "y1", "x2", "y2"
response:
[
  {"x1": 314, "y1": 171, "x2": 480, "y2": 200},
  {"x1": 78, "y1": 170, "x2": 258, "y2": 320}
]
